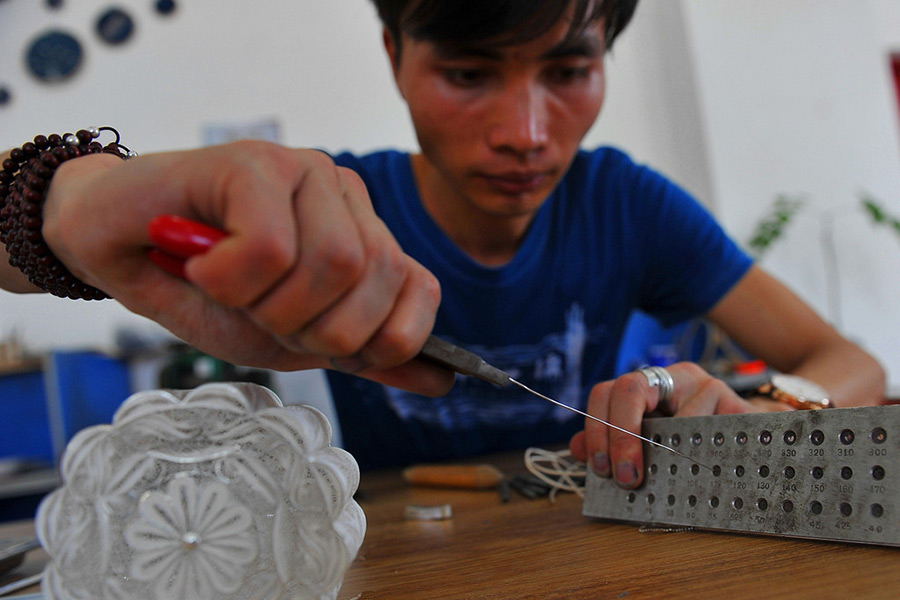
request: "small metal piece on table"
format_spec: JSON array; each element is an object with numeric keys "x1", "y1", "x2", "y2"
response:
[{"x1": 405, "y1": 504, "x2": 453, "y2": 521}]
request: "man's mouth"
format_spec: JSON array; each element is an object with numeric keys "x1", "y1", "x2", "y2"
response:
[{"x1": 480, "y1": 171, "x2": 550, "y2": 195}]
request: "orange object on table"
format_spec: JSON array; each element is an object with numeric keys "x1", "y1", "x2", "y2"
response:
[{"x1": 402, "y1": 464, "x2": 504, "y2": 489}]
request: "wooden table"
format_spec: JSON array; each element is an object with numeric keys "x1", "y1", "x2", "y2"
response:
[{"x1": 3, "y1": 451, "x2": 899, "y2": 599}]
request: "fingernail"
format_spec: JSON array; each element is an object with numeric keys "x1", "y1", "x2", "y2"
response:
[
  {"x1": 330, "y1": 354, "x2": 371, "y2": 374},
  {"x1": 615, "y1": 461, "x2": 639, "y2": 488},
  {"x1": 591, "y1": 452, "x2": 610, "y2": 476}
]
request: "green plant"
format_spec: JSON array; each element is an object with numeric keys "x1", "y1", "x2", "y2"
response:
[
  {"x1": 746, "y1": 194, "x2": 805, "y2": 257},
  {"x1": 746, "y1": 192, "x2": 898, "y2": 329},
  {"x1": 681, "y1": 191, "x2": 895, "y2": 374},
  {"x1": 861, "y1": 193, "x2": 900, "y2": 240},
  {"x1": 748, "y1": 192, "x2": 899, "y2": 257}
]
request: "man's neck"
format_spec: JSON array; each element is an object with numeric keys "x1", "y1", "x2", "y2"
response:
[{"x1": 410, "y1": 154, "x2": 538, "y2": 267}]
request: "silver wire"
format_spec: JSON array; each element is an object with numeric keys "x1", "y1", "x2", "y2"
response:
[{"x1": 508, "y1": 378, "x2": 713, "y2": 472}]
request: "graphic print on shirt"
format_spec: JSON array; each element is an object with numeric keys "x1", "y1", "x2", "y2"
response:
[{"x1": 385, "y1": 303, "x2": 588, "y2": 430}]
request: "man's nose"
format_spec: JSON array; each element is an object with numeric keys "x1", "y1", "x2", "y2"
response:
[{"x1": 486, "y1": 81, "x2": 549, "y2": 156}]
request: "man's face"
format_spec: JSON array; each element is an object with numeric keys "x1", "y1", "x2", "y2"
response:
[{"x1": 388, "y1": 14, "x2": 607, "y2": 219}]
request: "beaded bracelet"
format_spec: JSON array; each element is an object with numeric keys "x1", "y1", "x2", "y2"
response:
[{"x1": 0, "y1": 127, "x2": 136, "y2": 300}]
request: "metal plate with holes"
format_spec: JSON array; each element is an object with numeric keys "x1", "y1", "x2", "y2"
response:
[{"x1": 583, "y1": 405, "x2": 899, "y2": 547}]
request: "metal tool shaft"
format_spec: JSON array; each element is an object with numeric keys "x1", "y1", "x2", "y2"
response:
[
  {"x1": 419, "y1": 335, "x2": 512, "y2": 388},
  {"x1": 419, "y1": 335, "x2": 711, "y2": 472}
]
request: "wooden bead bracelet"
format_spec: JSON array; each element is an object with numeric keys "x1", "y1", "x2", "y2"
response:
[{"x1": 0, "y1": 127, "x2": 135, "y2": 299}]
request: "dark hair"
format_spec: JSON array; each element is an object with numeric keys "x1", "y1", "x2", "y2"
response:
[{"x1": 371, "y1": 0, "x2": 638, "y2": 53}]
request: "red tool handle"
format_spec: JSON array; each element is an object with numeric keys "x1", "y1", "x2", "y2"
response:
[{"x1": 147, "y1": 215, "x2": 227, "y2": 278}]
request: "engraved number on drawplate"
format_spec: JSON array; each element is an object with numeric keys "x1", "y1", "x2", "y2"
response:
[{"x1": 582, "y1": 405, "x2": 898, "y2": 547}]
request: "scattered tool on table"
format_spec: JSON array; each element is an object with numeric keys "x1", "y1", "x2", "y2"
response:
[
  {"x1": 404, "y1": 504, "x2": 453, "y2": 521},
  {"x1": 402, "y1": 463, "x2": 511, "y2": 502},
  {"x1": 402, "y1": 463, "x2": 504, "y2": 489}
]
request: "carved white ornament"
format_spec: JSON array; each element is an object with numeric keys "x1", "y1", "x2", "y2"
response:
[{"x1": 36, "y1": 382, "x2": 366, "y2": 600}]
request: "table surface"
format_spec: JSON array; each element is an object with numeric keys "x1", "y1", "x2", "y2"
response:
[{"x1": 3, "y1": 451, "x2": 899, "y2": 599}]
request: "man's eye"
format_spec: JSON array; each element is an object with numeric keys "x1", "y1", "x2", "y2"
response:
[
  {"x1": 444, "y1": 68, "x2": 489, "y2": 87},
  {"x1": 546, "y1": 66, "x2": 591, "y2": 84}
]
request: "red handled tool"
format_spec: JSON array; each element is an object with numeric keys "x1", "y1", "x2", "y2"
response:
[
  {"x1": 147, "y1": 215, "x2": 228, "y2": 279},
  {"x1": 145, "y1": 214, "x2": 510, "y2": 386}
]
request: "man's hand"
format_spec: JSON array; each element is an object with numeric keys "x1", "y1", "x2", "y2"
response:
[
  {"x1": 40, "y1": 141, "x2": 454, "y2": 396},
  {"x1": 569, "y1": 362, "x2": 756, "y2": 488}
]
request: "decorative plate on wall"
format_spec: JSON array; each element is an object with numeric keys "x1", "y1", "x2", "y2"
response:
[
  {"x1": 3, "y1": 1, "x2": 179, "y2": 107},
  {"x1": 25, "y1": 30, "x2": 83, "y2": 83},
  {"x1": 95, "y1": 7, "x2": 135, "y2": 45}
]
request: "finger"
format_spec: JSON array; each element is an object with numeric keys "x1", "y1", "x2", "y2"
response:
[
  {"x1": 607, "y1": 372, "x2": 656, "y2": 488},
  {"x1": 569, "y1": 430, "x2": 588, "y2": 463},
  {"x1": 358, "y1": 356, "x2": 457, "y2": 397},
  {"x1": 255, "y1": 167, "x2": 412, "y2": 357},
  {"x1": 583, "y1": 380, "x2": 615, "y2": 477},
  {"x1": 641, "y1": 362, "x2": 713, "y2": 415},
  {"x1": 189, "y1": 148, "x2": 363, "y2": 313},
  {"x1": 285, "y1": 224, "x2": 408, "y2": 357},
  {"x1": 674, "y1": 377, "x2": 755, "y2": 417},
  {"x1": 603, "y1": 363, "x2": 749, "y2": 488},
  {"x1": 305, "y1": 166, "x2": 416, "y2": 358},
  {"x1": 334, "y1": 256, "x2": 442, "y2": 371},
  {"x1": 249, "y1": 163, "x2": 370, "y2": 332}
]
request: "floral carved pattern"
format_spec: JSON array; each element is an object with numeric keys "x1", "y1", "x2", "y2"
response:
[{"x1": 125, "y1": 477, "x2": 257, "y2": 597}]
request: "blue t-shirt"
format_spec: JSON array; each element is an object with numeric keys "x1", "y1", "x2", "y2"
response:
[{"x1": 328, "y1": 147, "x2": 752, "y2": 470}]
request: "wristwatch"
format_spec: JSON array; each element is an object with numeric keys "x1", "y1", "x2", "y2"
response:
[{"x1": 755, "y1": 373, "x2": 831, "y2": 410}]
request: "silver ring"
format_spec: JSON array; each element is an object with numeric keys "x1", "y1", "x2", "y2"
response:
[{"x1": 638, "y1": 366, "x2": 674, "y2": 403}]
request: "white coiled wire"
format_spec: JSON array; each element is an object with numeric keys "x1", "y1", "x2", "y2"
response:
[{"x1": 523, "y1": 447, "x2": 586, "y2": 501}]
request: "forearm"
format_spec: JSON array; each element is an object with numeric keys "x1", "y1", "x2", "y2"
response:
[
  {"x1": 786, "y1": 335, "x2": 886, "y2": 407},
  {"x1": 709, "y1": 266, "x2": 887, "y2": 408}
]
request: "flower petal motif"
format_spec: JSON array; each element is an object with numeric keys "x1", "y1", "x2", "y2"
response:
[
  {"x1": 126, "y1": 477, "x2": 257, "y2": 597},
  {"x1": 37, "y1": 382, "x2": 365, "y2": 600}
]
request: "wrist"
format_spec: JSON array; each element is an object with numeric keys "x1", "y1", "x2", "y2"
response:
[
  {"x1": 0, "y1": 127, "x2": 135, "y2": 299},
  {"x1": 0, "y1": 247, "x2": 43, "y2": 293},
  {"x1": 42, "y1": 151, "x2": 129, "y2": 259}
]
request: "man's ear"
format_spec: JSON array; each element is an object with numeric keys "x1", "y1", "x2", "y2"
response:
[
  {"x1": 383, "y1": 28, "x2": 401, "y2": 79},
  {"x1": 383, "y1": 28, "x2": 408, "y2": 100}
]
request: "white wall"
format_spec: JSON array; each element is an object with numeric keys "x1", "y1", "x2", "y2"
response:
[
  {"x1": 681, "y1": 0, "x2": 900, "y2": 393},
  {"x1": 2, "y1": 1, "x2": 898, "y2": 393},
  {"x1": 585, "y1": 0, "x2": 714, "y2": 206}
]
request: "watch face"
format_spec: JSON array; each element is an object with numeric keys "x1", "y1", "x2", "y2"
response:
[{"x1": 771, "y1": 374, "x2": 829, "y2": 401}]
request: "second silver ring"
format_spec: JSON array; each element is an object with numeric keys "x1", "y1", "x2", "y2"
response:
[{"x1": 638, "y1": 365, "x2": 675, "y2": 404}]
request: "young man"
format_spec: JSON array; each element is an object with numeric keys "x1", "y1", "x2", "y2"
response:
[
  {"x1": 326, "y1": 0, "x2": 884, "y2": 475},
  {"x1": 1, "y1": 1, "x2": 885, "y2": 482}
]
